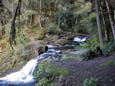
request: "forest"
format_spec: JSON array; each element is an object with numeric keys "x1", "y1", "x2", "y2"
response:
[{"x1": 0, "y1": 0, "x2": 115, "y2": 86}]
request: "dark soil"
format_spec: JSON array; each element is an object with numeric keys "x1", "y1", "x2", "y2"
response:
[{"x1": 53, "y1": 54, "x2": 115, "y2": 86}]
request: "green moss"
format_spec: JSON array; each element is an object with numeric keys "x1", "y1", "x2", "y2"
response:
[
  {"x1": 34, "y1": 61, "x2": 69, "y2": 86},
  {"x1": 100, "y1": 60, "x2": 115, "y2": 68}
]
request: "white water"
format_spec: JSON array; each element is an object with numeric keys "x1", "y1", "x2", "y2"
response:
[
  {"x1": 0, "y1": 53, "x2": 52, "y2": 84},
  {"x1": 0, "y1": 59, "x2": 37, "y2": 83}
]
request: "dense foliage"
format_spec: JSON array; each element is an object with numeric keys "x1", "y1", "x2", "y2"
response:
[
  {"x1": 34, "y1": 61, "x2": 69, "y2": 86},
  {"x1": 0, "y1": 0, "x2": 115, "y2": 85}
]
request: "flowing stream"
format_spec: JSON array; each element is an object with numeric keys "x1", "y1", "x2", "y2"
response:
[{"x1": 0, "y1": 53, "x2": 55, "y2": 86}]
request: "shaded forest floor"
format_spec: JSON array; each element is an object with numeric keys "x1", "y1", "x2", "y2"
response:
[{"x1": 53, "y1": 54, "x2": 115, "y2": 86}]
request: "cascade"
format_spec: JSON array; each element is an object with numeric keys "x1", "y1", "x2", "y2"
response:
[{"x1": 0, "y1": 52, "x2": 54, "y2": 86}]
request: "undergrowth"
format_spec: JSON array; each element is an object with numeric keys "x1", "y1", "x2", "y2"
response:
[
  {"x1": 100, "y1": 60, "x2": 115, "y2": 68},
  {"x1": 83, "y1": 78, "x2": 98, "y2": 86},
  {"x1": 34, "y1": 61, "x2": 69, "y2": 86}
]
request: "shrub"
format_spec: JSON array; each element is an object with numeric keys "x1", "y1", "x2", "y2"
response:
[
  {"x1": 80, "y1": 49, "x2": 97, "y2": 60},
  {"x1": 17, "y1": 30, "x2": 30, "y2": 46},
  {"x1": 34, "y1": 61, "x2": 69, "y2": 86},
  {"x1": 48, "y1": 24, "x2": 62, "y2": 35},
  {"x1": 83, "y1": 78, "x2": 98, "y2": 86},
  {"x1": 87, "y1": 35, "x2": 99, "y2": 51},
  {"x1": 103, "y1": 39, "x2": 115, "y2": 55},
  {"x1": 31, "y1": 26, "x2": 47, "y2": 40},
  {"x1": 80, "y1": 35, "x2": 100, "y2": 60}
]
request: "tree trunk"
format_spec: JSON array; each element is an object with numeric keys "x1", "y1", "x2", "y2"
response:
[
  {"x1": 105, "y1": 0, "x2": 115, "y2": 44},
  {"x1": 100, "y1": 9, "x2": 107, "y2": 41},
  {"x1": 10, "y1": 0, "x2": 22, "y2": 45},
  {"x1": 0, "y1": 0, "x2": 4, "y2": 36},
  {"x1": 0, "y1": 0, "x2": 3, "y2": 7},
  {"x1": 39, "y1": 0, "x2": 42, "y2": 14},
  {"x1": 100, "y1": 0, "x2": 111, "y2": 41},
  {"x1": 95, "y1": 0, "x2": 103, "y2": 47}
]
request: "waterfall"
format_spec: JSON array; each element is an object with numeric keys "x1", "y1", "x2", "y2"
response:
[
  {"x1": 0, "y1": 59, "x2": 38, "y2": 83},
  {"x1": 0, "y1": 52, "x2": 54, "y2": 86}
]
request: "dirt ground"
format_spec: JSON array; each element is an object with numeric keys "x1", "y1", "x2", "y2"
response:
[{"x1": 53, "y1": 54, "x2": 115, "y2": 86}]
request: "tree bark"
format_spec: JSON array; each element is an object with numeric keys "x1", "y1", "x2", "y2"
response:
[
  {"x1": 100, "y1": 0, "x2": 111, "y2": 41},
  {"x1": 95, "y1": 0, "x2": 103, "y2": 47},
  {"x1": 10, "y1": 0, "x2": 22, "y2": 45},
  {"x1": 0, "y1": 0, "x2": 3, "y2": 7},
  {"x1": 105, "y1": 0, "x2": 115, "y2": 44},
  {"x1": 39, "y1": 0, "x2": 42, "y2": 14}
]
